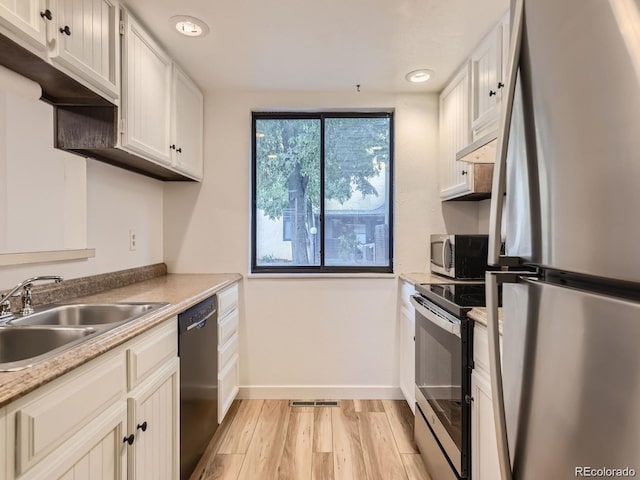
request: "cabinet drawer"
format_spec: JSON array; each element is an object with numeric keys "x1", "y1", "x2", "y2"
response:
[
  {"x1": 218, "y1": 283, "x2": 238, "y2": 318},
  {"x1": 15, "y1": 352, "x2": 125, "y2": 474},
  {"x1": 473, "y1": 322, "x2": 503, "y2": 376},
  {"x1": 401, "y1": 281, "x2": 416, "y2": 310},
  {"x1": 218, "y1": 355, "x2": 239, "y2": 423},
  {"x1": 127, "y1": 318, "x2": 177, "y2": 390},
  {"x1": 218, "y1": 332, "x2": 239, "y2": 368},
  {"x1": 218, "y1": 307, "x2": 239, "y2": 346}
]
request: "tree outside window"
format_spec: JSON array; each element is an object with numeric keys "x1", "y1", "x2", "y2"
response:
[{"x1": 252, "y1": 112, "x2": 393, "y2": 273}]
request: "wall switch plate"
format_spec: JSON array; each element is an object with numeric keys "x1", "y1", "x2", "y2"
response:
[{"x1": 129, "y1": 229, "x2": 137, "y2": 251}]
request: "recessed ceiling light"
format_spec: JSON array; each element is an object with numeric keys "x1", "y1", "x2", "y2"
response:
[
  {"x1": 405, "y1": 69, "x2": 433, "y2": 83},
  {"x1": 170, "y1": 15, "x2": 210, "y2": 37}
]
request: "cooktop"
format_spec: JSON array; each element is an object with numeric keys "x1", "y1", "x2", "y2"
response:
[{"x1": 415, "y1": 282, "x2": 501, "y2": 317}]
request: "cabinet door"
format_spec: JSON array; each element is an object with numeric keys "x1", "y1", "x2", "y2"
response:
[
  {"x1": 399, "y1": 304, "x2": 415, "y2": 413},
  {"x1": 171, "y1": 63, "x2": 203, "y2": 180},
  {"x1": 50, "y1": 0, "x2": 119, "y2": 102},
  {"x1": 439, "y1": 61, "x2": 472, "y2": 200},
  {"x1": 19, "y1": 404, "x2": 128, "y2": 480},
  {"x1": 471, "y1": 371, "x2": 500, "y2": 480},
  {"x1": 121, "y1": 9, "x2": 172, "y2": 165},
  {"x1": 471, "y1": 25, "x2": 503, "y2": 139},
  {"x1": 127, "y1": 359, "x2": 179, "y2": 480},
  {"x1": 0, "y1": 0, "x2": 48, "y2": 51}
]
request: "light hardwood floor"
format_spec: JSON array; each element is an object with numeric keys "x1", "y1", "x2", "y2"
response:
[{"x1": 191, "y1": 400, "x2": 431, "y2": 480}]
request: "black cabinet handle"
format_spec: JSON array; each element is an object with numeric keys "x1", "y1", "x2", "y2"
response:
[
  {"x1": 137, "y1": 421, "x2": 148, "y2": 432},
  {"x1": 497, "y1": 82, "x2": 505, "y2": 89},
  {"x1": 461, "y1": 170, "x2": 468, "y2": 175},
  {"x1": 176, "y1": 147, "x2": 182, "y2": 153},
  {"x1": 60, "y1": 25, "x2": 71, "y2": 36},
  {"x1": 465, "y1": 394, "x2": 474, "y2": 404},
  {"x1": 489, "y1": 90, "x2": 497, "y2": 97},
  {"x1": 40, "y1": 9, "x2": 52, "y2": 20},
  {"x1": 170, "y1": 144, "x2": 176, "y2": 150},
  {"x1": 123, "y1": 434, "x2": 135, "y2": 445}
]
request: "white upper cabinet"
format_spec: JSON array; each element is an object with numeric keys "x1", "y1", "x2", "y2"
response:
[
  {"x1": 171, "y1": 63, "x2": 203, "y2": 180},
  {"x1": 49, "y1": 0, "x2": 119, "y2": 102},
  {"x1": 0, "y1": 0, "x2": 49, "y2": 51},
  {"x1": 120, "y1": 8, "x2": 172, "y2": 166},
  {"x1": 439, "y1": 61, "x2": 473, "y2": 200},
  {"x1": 470, "y1": 11, "x2": 511, "y2": 141}
]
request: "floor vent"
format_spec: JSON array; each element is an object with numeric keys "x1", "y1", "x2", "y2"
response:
[{"x1": 290, "y1": 400, "x2": 340, "y2": 407}]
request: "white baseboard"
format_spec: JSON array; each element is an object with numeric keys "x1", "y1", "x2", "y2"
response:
[{"x1": 237, "y1": 385, "x2": 404, "y2": 400}]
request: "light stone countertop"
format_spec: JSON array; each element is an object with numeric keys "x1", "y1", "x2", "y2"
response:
[
  {"x1": 468, "y1": 307, "x2": 503, "y2": 335},
  {"x1": 0, "y1": 273, "x2": 241, "y2": 408}
]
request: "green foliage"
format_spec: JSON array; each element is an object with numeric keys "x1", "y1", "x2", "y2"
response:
[
  {"x1": 255, "y1": 116, "x2": 390, "y2": 218},
  {"x1": 255, "y1": 119, "x2": 320, "y2": 220}
]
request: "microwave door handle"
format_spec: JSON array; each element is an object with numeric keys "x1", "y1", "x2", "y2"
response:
[
  {"x1": 488, "y1": 0, "x2": 524, "y2": 268},
  {"x1": 443, "y1": 238, "x2": 451, "y2": 271},
  {"x1": 410, "y1": 296, "x2": 461, "y2": 337}
]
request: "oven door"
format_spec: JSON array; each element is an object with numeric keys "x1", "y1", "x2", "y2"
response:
[{"x1": 411, "y1": 295, "x2": 467, "y2": 478}]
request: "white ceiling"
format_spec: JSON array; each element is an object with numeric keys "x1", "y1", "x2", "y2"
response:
[{"x1": 123, "y1": 0, "x2": 509, "y2": 93}]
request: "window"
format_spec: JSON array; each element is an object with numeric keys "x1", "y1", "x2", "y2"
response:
[{"x1": 252, "y1": 112, "x2": 393, "y2": 273}]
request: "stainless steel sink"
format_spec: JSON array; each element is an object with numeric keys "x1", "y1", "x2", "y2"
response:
[
  {"x1": 7, "y1": 303, "x2": 166, "y2": 327},
  {"x1": 0, "y1": 326, "x2": 97, "y2": 371},
  {"x1": 0, "y1": 302, "x2": 167, "y2": 371}
]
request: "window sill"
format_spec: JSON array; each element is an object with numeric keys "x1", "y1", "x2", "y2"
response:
[{"x1": 246, "y1": 272, "x2": 396, "y2": 279}]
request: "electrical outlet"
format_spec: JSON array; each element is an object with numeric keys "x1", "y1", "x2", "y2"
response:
[{"x1": 129, "y1": 229, "x2": 137, "y2": 251}]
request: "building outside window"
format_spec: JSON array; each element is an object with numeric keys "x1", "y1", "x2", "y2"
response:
[{"x1": 252, "y1": 112, "x2": 393, "y2": 273}]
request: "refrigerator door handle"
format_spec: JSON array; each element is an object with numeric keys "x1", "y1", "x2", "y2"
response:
[
  {"x1": 488, "y1": 0, "x2": 524, "y2": 267},
  {"x1": 486, "y1": 270, "x2": 539, "y2": 480},
  {"x1": 486, "y1": 271, "x2": 514, "y2": 480}
]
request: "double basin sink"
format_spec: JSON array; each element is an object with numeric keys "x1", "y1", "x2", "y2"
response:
[{"x1": 0, "y1": 302, "x2": 167, "y2": 371}]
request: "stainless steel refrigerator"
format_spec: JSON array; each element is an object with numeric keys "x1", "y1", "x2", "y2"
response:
[{"x1": 486, "y1": 0, "x2": 640, "y2": 478}]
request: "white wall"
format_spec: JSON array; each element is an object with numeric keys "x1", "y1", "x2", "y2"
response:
[
  {"x1": 164, "y1": 90, "x2": 480, "y2": 398},
  {"x1": 0, "y1": 71, "x2": 164, "y2": 289}
]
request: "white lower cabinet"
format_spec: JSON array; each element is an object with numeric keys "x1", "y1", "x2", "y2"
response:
[
  {"x1": 399, "y1": 280, "x2": 416, "y2": 413},
  {"x1": 472, "y1": 323, "x2": 501, "y2": 480},
  {"x1": 217, "y1": 283, "x2": 240, "y2": 422},
  {"x1": 127, "y1": 359, "x2": 179, "y2": 480},
  {"x1": 3, "y1": 318, "x2": 178, "y2": 480},
  {"x1": 20, "y1": 403, "x2": 128, "y2": 480}
]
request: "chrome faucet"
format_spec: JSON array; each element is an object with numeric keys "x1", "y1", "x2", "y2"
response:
[{"x1": 0, "y1": 276, "x2": 63, "y2": 318}]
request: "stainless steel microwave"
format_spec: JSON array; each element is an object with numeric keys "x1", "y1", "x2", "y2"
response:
[{"x1": 430, "y1": 234, "x2": 489, "y2": 279}]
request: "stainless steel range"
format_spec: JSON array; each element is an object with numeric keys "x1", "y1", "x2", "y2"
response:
[{"x1": 412, "y1": 282, "x2": 496, "y2": 480}]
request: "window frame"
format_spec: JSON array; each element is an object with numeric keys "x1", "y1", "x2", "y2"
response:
[{"x1": 251, "y1": 111, "x2": 394, "y2": 274}]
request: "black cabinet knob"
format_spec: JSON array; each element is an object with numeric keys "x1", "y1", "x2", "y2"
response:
[
  {"x1": 461, "y1": 170, "x2": 468, "y2": 175},
  {"x1": 170, "y1": 144, "x2": 176, "y2": 150},
  {"x1": 40, "y1": 9, "x2": 52, "y2": 20},
  {"x1": 497, "y1": 82, "x2": 505, "y2": 89},
  {"x1": 60, "y1": 25, "x2": 71, "y2": 36},
  {"x1": 137, "y1": 421, "x2": 148, "y2": 432},
  {"x1": 465, "y1": 394, "x2": 474, "y2": 404},
  {"x1": 123, "y1": 434, "x2": 135, "y2": 445},
  {"x1": 489, "y1": 90, "x2": 497, "y2": 97},
  {"x1": 176, "y1": 147, "x2": 182, "y2": 153}
]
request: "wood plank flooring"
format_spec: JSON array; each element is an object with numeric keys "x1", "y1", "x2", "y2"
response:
[{"x1": 191, "y1": 400, "x2": 431, "y2": 480}]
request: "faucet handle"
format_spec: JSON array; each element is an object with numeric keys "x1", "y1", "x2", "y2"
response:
[{"x1": 20, "y1": 284, "x2": 34, "y2": 316}]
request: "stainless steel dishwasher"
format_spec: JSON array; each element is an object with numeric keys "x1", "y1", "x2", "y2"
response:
[{"x1": 178, "y1": 294, "x2": 218, "y2": 480}]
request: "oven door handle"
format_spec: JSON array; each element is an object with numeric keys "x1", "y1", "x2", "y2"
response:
[{"x1": 411, "y1": 296, "x2": 461, "y2": 337}]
